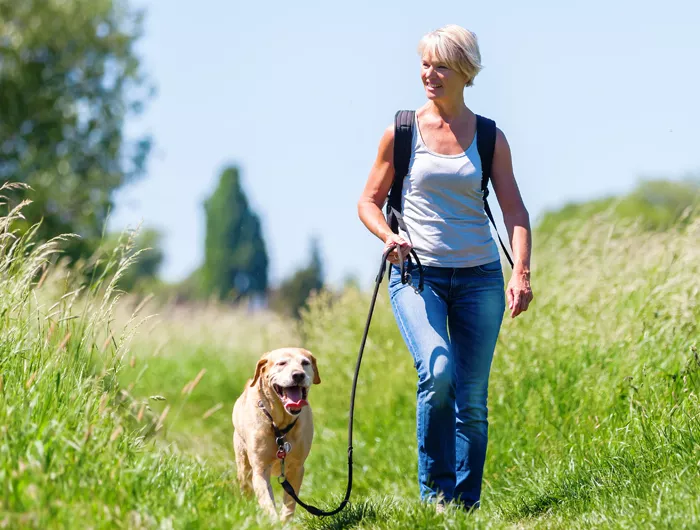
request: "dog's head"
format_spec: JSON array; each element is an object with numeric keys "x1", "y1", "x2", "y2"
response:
[{"x1": 250, "y1": 347, "x2": 321, "y2": 416}]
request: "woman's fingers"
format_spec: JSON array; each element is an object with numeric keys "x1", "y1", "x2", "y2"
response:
[
  {"x1": 384, "y1": 235, "x2": 412, "y2": 265},
  {"x1": 509, "y1": 288, "x2": 533, "y2": 318},
  {"x1": 510, "y1": 290, "x2": 522, "y2": 318},
  {"x1": 507, "y1": 287, "x2": 514, "y2": 311}
]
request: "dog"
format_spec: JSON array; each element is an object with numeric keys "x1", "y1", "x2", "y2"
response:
[{"x1": 232, "y1": 347, "x2": 321, "y2": 521}]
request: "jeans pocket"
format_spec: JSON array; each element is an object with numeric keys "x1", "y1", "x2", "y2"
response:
[{"x1": 475, "y1": 260, "x2": 503, "y2": 276}]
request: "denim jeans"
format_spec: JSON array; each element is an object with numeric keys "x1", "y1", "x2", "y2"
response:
[{"x1": 388, "y1": 260, "x2": 505, "y2": 509}]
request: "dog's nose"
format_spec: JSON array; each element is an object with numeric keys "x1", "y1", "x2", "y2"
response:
[{"x1": 292, "y1": 371, "x2": 305, "y2": 384}]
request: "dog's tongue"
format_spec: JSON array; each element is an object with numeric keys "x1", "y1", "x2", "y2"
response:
[{"x1": 283, "y1": 386, "x2": 308, "y2": 409}]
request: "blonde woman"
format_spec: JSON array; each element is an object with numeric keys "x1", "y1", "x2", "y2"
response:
[{"x1": 358, "y1": 25, "x2": 533, "y2": 511}]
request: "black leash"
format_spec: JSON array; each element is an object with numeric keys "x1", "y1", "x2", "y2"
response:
[{"x1": 272, "y1": 244, "x2": 424, "y2": 517}]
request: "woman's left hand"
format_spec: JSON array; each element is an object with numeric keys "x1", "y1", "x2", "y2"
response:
[{"x1": 506, "y1": 268, "x2": 533, "y2": 318}]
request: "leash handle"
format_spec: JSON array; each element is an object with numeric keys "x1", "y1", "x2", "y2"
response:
[
  {"x1": 390, "y1": 246, "x2": 424, "y2": 294},
  {"x1": 404, "y1": 249, "x2": 424, "y2": 293},
  {"x1": 379, "y1": 244, "x2": 424, "y2": 292}
]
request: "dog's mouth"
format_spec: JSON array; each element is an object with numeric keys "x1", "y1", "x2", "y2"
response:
[{"x1": 273, "y1": 384, "x2": 309, "y2": 415}]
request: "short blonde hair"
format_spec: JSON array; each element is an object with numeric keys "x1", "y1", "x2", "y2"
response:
[{"x1": 417, "y1": 25, "x2": 483, "y2": 87}]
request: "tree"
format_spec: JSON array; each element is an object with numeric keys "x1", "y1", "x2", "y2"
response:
[
  {"x1": 271, "y1": 238, "x2": 324, "y2": 319},
  {"x1": 202, "y1": 166, "x2": 268, "y2": 300},
  {"x1": 0, "y1": 0, "x2": 152, "y2": 262}
]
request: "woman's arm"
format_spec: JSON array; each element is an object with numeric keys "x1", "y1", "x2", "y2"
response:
[
  {"x1": 491, "y1": 128, "x2": 534, "y2": 318},
  {"x1": 357, "y1": 126, "x2": 412, "y2": 264}
]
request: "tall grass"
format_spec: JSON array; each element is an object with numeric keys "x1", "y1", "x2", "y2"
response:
[
  {"x1": 1, "y1": 184, "x2": 698, "y2": 528},
  {"x1": 0, "y1": 185, "x2": 264, "y2": 528},
  {"x1": 294, "y1": 209, "x2": 700, "y2": 528}
]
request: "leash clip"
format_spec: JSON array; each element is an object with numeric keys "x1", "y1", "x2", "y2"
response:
[{"x1": 276, "y1": 439, "x2": 291, "y2": 459}]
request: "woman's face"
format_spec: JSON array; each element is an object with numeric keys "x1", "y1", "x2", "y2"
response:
[{"x1": 421, "y1": 52, "x2": 467, "y2": 101}]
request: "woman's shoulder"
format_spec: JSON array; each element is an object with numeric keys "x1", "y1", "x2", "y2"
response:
[
  {"x1": 377, "y1": 124, "x2": 395, "y2": 153},
  {"x1": 494, "y1": 126, "x2": 510, "y2": 154}
]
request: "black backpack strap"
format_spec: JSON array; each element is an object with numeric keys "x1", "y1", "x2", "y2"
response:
[
  {"x1": 386, "y1": 110, "x2": 415, "y2": 234},
  {"x1": 476, "y1": 115, "x2": 514, "y2": 268}
]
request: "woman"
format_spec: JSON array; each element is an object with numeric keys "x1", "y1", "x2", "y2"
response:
[{"x1": 357, "y1": 25, "x2": 533, "y2": 510}]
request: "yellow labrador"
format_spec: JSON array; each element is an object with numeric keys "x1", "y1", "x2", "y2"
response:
[{"x1": 232, "y1": 347, "x2": 321, "y2": 520}]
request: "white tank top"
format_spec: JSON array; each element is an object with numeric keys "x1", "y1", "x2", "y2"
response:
[{"x1": 398, "y1": 115, "x2": 500, "y2": 268}]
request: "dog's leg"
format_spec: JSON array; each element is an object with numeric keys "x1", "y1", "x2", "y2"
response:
[
  {"x1": 233, "y1": 431, "x2": 252, "y2": 496},
  {"x1": 251, "y1": 464, "x2": 277, "y2": 519},
  {"x1": 280, "y1": 464, "x2": 304, "y2": 522}
]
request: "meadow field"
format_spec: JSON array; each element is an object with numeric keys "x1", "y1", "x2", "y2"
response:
[{"x1": 1, "y1": 195, "x2": 699, "y2": 529}]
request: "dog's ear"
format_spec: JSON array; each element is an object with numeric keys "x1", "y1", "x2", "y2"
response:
[
  {"x1": 306, "y1": 352, "x2": 321, "y2": 385},
  {"x1": 250, "y1": 357, "x2": 268, "y2": 387}
]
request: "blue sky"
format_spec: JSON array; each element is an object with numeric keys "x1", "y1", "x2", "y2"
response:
[{"x1": 112, "y1": 0, "x2": 700, "y2": 288}]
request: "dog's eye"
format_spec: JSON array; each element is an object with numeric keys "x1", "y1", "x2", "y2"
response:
[
  {"x1": 301, "y1": 359, "x2": 311, "y2": 366},
  {"x1": 277, "y1": 361, "x2": 288, "y2": 367}
]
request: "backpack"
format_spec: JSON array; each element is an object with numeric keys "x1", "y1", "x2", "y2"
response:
[{"x1": 385, "y1": 109, "x2": 514, "y2": 268}]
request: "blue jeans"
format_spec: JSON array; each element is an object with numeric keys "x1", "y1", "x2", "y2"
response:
[{"x1": 388, "y1": 260, "x2": 505, "y2": 509}]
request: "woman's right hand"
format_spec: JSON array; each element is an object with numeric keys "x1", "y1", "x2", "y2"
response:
[{"x1": 384, "y1": 233, "x2": 412, "y2": 265}]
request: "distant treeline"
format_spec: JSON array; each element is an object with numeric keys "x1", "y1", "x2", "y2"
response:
[{"x1": 0, "y1": 0, "x2": 322, "y2": 318}]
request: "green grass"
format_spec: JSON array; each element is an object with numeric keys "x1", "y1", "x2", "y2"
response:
[{"x1": 1, "y1": 186, "x2": 699, "y2": 528}]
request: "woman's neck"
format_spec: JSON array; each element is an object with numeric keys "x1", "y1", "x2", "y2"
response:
[{"x1": 425, "y1": 98, "x2": 469, "y2": 123}]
